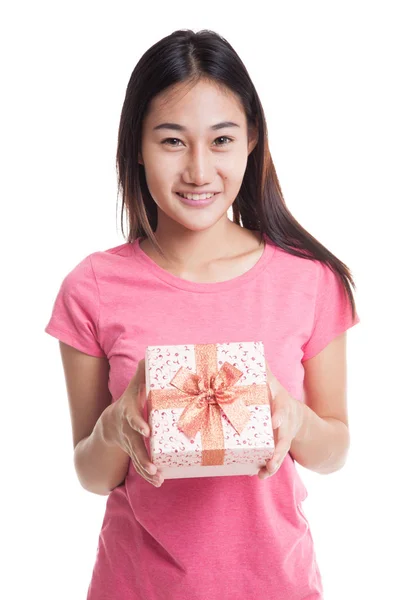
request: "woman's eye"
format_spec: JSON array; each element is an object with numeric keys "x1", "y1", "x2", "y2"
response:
[
  {"x1": 161, "y1": 136, "x2": 233, "y2": 147},
  {"x1": 161, "y1": 138, "x2": 183, "y2": 147},
  {"x1": 214, "y1": 136, "x2": 233, "y2": 146}
]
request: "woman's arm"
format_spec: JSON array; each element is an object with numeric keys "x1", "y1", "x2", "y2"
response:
[
  {"x1": 74, "y1": 404, "x2": 131, "y2": 496},
  {"x1": 289, "y1": 332, "x2": 350, "y2": 474},
  {"x1": 59, "y1": 341, "x2": 130, "y2": 496}
]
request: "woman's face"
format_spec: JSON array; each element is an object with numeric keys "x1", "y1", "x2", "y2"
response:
[{"x1": 139, "y1": 79, "x2": 258, "y2": 232}]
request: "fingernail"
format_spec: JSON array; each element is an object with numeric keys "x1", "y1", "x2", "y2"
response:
[{"x1": 145, "y1": 465, "x2": 157, "y2": 475}]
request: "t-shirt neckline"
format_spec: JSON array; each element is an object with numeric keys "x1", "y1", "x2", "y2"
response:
[{"x1": 131, "y1": 232, "x2": 276, "y2": 293}]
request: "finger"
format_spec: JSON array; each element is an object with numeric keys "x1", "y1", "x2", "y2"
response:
[
  {"x1": 126, "y1": 362, "x2": 151, "y2": 436},
  {"x1": 267, "y1": 384, "x2": 284, "y2": 432},
  {"x1": 126, "y1": 410, "x2": 151, "y2": 438},
  {"x1": 267, "y1": 417, "x2": 291, "y2": 473},
  {"x1": 121, "y1": 421, "x2": 158, "y2": 478},
  {"x1": 131, "y1": 453, "x2": 164, "y2": 487},
  {"x1": 271, "y1": 410, "x2": 284, "y2": 430},
  {"x1": 258, "y1": 416, "x2": 289, "y2": 479},
  {"x1": 130, "y1": 442, "x2": 164, "y2": 486},
  {"x1": 267, "y1": 441, "x2": 291, "y2": 474},
  {"x1": 130, "y1": 358, "x2": 146, "y2": 386},
  {"x1": 127, "y1": 429, "x2": 158, "y2": 476},
  {"x1": 126, "y1": 359, "x2": 147, "y2": 402}
]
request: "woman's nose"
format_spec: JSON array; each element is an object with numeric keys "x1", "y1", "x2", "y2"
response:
[{"x1": 184, "y1": 146, "x2": 214, "y2": 183}]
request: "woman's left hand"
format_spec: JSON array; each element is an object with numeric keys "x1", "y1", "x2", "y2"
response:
[{"x1": 258, "y1": 359, "x2": 305, "y2": 480}]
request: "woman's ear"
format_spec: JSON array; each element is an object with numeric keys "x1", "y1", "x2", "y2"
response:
[
  {"x1": 247, "y1": 124, "x2": 258, "y2": 155},
  {"x1": 138, "y1": 152, "x2": 143, "y2": 165}
]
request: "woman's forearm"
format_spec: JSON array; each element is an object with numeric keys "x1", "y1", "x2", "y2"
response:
[
  {"x1": 73, "y1": 403, "x2": 130, "y2": 496},
  {"x1": 289, "y1": 402, "x2": 350, "y2": 474}
]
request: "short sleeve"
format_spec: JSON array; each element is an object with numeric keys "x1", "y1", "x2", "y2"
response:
[
  {"x1": 301, "y1": 261, "x2": 360, "y2": 362},
  {"x1": 44, "y1": 255, "x2": 106, "y2": 358}
]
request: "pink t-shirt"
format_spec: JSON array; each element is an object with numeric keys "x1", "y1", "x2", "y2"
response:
[{"x1": 45, "y1": 233, "x2": 360, "y2": 600}]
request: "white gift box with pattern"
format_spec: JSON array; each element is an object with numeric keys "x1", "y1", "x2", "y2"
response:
[{"x1": 144, "y1": 341, "x2": 275, "y2": 479}]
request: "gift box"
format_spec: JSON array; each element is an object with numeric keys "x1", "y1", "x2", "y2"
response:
[{"x1": 144, "y1": 341, "x2": 275, "y2": 479}]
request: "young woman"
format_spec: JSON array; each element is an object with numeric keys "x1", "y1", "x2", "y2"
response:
[{"x1": 45, "y1": 28, "x2": 360, "y2": 600}]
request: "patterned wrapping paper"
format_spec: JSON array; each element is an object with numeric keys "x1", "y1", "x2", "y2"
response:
[{"x1": 144, "y1": 341, "x2": 275, "y2": 479}]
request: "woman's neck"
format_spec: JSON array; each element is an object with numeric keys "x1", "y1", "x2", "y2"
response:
[{"x1": 139, "y1": 222, "x2": 264, "y2": 282}]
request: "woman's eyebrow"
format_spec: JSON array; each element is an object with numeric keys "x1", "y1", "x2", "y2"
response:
[{"x1": 153, "y1": 121, "x2": 240, "y2": 132}]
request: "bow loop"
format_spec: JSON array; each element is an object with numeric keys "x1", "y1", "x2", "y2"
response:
[{"x1": 170, "y1": 361, "x2": 251, "y2": 439}]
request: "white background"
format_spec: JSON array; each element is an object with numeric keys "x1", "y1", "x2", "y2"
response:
[{"x1": 1, "y1": 1, "x2": 399, "y2": 599}]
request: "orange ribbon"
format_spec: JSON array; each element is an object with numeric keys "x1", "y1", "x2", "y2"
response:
[{"x1": 148, "y1": 343, "x2": 269, "y2": 465}]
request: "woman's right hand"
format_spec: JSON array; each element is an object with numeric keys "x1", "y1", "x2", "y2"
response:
[{"x1": 104, "y1": 358, "x2": 164, "y2": 487}]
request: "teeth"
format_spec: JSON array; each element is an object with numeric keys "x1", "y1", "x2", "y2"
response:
[{"x1": 178, "y1": 192, "x2": 215, "y2": 200}]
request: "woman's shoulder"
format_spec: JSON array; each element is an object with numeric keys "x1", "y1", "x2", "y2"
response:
[
  {"x1": 88, "y1": 241, "x2": 134, "y2": 268},
  {"x1": 97, "y1": 241, "x2": 133, "y2": 257},
  {"x1": 55, "y1": 242, "x2": 135, "y2": 289},
  {"x1": 268, "y1": 241, "x2": 320, "y2": 280},
  {"x1": 86, "y1": 242, "x2": 132, "y2": 259}
]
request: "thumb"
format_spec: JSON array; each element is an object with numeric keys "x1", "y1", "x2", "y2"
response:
[
  {"x1": 126, "y1": 359, "x2": 150, "y2": 437},
  {"x1": 267, "y1": 384, "x2": 283, "y2": 429},
  {"x1": 272, "y1": 411, "x2": 284, "y2": 429}
]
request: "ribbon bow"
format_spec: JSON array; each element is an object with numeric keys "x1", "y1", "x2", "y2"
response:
[{"x1": 170, "y1": 361, "x2": 251, "y2": 439}]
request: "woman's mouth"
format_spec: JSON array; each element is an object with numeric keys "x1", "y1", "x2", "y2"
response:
[{"x1": 175, "y1": 192, "x2": 220, "y2": 207}]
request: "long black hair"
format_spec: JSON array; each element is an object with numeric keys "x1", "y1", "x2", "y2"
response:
[{"x1": 116, "y1": 28, "x2": 358, "y2": 320}]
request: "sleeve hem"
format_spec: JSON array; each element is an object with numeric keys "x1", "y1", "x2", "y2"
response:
[
  {"x1": 301, "y1": 316, "x2": 360, "y2": 362},
  {"x1": 89, "y1": 254, "x2": 102, "y2": 342},
  {"x1": 44, "y1": 324, "x2": 107, "y2": 358},
  {"x1": 306, "y1": 260, "x2": 320, "y2": 347}
]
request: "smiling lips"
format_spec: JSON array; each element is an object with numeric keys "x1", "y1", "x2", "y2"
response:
[
  {"x1": 176, "y1": 192, "x2": 219, "y2": 207},
  {"x1": 177, "y1": 192, "x2": 219, "y2": 200}
]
